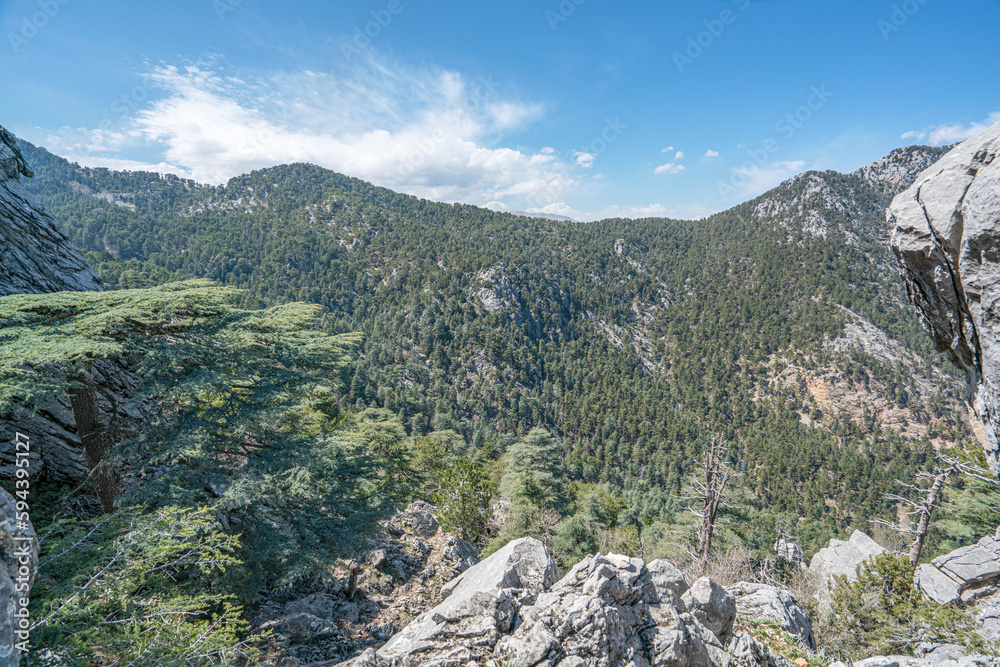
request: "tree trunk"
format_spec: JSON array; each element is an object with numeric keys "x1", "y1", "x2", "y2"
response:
[
  {"x1": 697, "y1": 438, "x2": 724, "y2": 573},
  {"x1": 908, "y1": 469, "x2": 950, "y2": 566},
  {"x1": 68, "y1": 377, "x2": 119, "y2": 513}
]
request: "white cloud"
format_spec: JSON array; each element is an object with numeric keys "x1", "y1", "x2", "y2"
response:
[
  {"x1": 901, "y1": 112, "x2": 1000, "y2": 146},
  {"x1": 530, "y1": 201, "x2": 718, "y2": 222},
  {"x1": 40, "y1": 59, "x2": 587, "y2": 211},
  {"x1": 654, "y1": 162, "x2": 686, "y2": 175},
  {"x1": 661, "y1": 145, "x2": 674, "y2": 153},
  {"x1": 575, "y1": 151, "x2": 597, "y2": 168},
  {"x1": 674, "y1": 151, "x2": 685, "y2": 160},
  {"x1": 705, "y1": 149, "x2": 719, "y2": 158}
]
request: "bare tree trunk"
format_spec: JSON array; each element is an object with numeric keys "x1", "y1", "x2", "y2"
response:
[
  {"x1": 908, "y1": 469, "x2": 950, "y2": 566},
  {"x1": 697, "y1": 438, "x2": 727, "y2": 573},
  {"x1": 68, "y1": 377, "x2": 119, "y2": 513}
]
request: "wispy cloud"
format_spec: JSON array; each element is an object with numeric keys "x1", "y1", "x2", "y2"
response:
[
  {"x1": 901, "y1": 111, "x2": 1000, "y2": 146},
  {"x1": 654, "y1": 162, "x2": 686, "y2": 175},
  {"x1": 705, "y1": 149, "x2": 719, "y2": 157},
  {"x1": 35, "y1": 58, "x2": 590, "y2": 211},
  {"x1": 520, "y1": 200, "x2": 717, "y2": 222}
]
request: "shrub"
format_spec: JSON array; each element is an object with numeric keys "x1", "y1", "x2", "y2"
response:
[{"x1": 819, "y1": 552, "x2": 987, "y2": 660}]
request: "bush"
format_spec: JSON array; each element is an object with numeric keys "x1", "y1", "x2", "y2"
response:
[
  {"x1": 433, "y1": 457, "x2": 495, "y2": 544},
  {"x1": 819, "y1": 553, "x2": 987, "y2": 660}
]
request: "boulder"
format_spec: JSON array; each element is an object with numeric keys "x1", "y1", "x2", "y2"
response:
[
  {"x1": 915, "y1": 533, "x2": 1000, "y2": 606},
  {"x1": 915, "y1": 564, "x2": 964, "y2": 606},
  {"x1": 392, "y1": 501, "x2": 439, "y2": 539},
  {"x1": 644, "y1": 558, "x2": 689, "y2": 607},
  {"x1": 375, "y1": 537, "x2": 557, "y2": 664},
  {"x1": 931, "y1": 536, "x2": 1000, "y2": 589},
  {"x1": 728, "y1": 582, "x2": 815, "y2": 649},
  {"x1": 682, "y1": 576, "x2": 737, "y2": 647},
  {"x1": 809, "y1": 530, "x2": 886, "y2": 602},
  {"x1": 889, "y1": 120, "x2": 1000, "y2": 473},
  {"x1": 728, "y1": 631, "x2": 785, "y2": 667}
]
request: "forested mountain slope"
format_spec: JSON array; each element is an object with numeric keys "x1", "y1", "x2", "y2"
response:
[{"x1": 17, "y1": 139, "x2": 965, "y2": 550}]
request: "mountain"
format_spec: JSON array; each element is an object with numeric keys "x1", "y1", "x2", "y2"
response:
[{"x1": 15, "y1": 138, "x2": 964, "y2": 552}]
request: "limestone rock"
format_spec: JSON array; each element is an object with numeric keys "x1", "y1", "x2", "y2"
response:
[
  {"x1": 682, "y1": 576, "x2": 737, "y2": 647},
  {"x1": 728, "y1": 582, "x2": 815, "y2": 649},
  {"x1": 915, "y1": 563, "x2": 964, "y2": 606},
  {"x1": 332, "y1": 546, "x2": 742, "y2": 667},
  {"x1": 728, "y1": 631, "x2": 787, "y2": 667},
  {"x1": 0, "y1": 487, "x2": 38, "y2": 667},
  {"x1": 392, "y1": 501, "x2": 439, "y2": 539},
  {"x1": 644, "y1": 558, "x2": 689, "y2": 607},
  {"x1": 0, "y1": 125, "x2": 103, "y2": 296},
  {"x1": 0, "y1": 125, "x2": 112, "y2": 486},
  {"x1": 889, "y1": 120, "x2": 1000, "y2": 473},
  {"x1": 809, "y1": 530, "x2": 886, "y2": 603},
  {"x1": 376, "y1": 537, "x2": 556, "y2": 663},
  {"x1": 436, "y1": 536, "x2": 557, "y2": 603},
  {"x1": 915, "y1": 533, "x2": 1000, "y2": 606}
]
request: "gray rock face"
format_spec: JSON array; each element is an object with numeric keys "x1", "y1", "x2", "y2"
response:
[
  {"x1": 809, "y1": 530, "x2": 886, "y2": 603},
  {"x1": 333, "y1": 543, "x2": 784, "y2": 667},
  {"x1": 728, "y1": 582, "x2": 815, "y2": 649},
  {"x1": 375, "y1": 537, "x2": 558, "y2": 664},
  {"x1": 916, "y1": 532, "x2": 1000, "y2": 606},
  {"x1": 0, "y1": 125, "x2": 109, "y2": 486},
  {"x1": 0, "y1": 487, "x2": 38, "y2": 667},
  {"x1": 0, "y1": 125, "x2": 103, "y2": 296},
  {"x1": 889, "y1": 121, "x2": 1000, "y2": 473},
  {"x1": 644, "y1": 558, "x2": 689, "y2": 607},
  {"x1": 681, "y1": 576, "x2": 737, "y2": 648}
]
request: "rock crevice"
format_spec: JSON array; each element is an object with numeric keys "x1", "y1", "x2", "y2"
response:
[{"x1": 890, "y1": 121, "x2": 1000, "y2": 472}]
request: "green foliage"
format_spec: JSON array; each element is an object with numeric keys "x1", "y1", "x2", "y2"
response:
[
  {"x1": 552, "y1": 514, "x2": 601, "y2": 568},
  {"x1": 31, "y1": 505, "x2": 255, "y2": 665},
  {"x1": 0, "y1": 282, "x2": 400, "y2": 600},
  {"x1": 819, "y1": 553, "x2": 987, "y2": 660},
  {"x1": 499, "y1": 427, "x2": 568, "y2": 513},
  {"x1": 15, "y1": 140, "x2": 971, "y2": 560},
  {"x1": 432, "y1": 457, "x2": 495, "y2": 544}
]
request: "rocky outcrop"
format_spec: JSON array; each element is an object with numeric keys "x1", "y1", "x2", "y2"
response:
[
  {"x1": 809, "y1": 530, "x2": 886, "y2": 602},
  {"x1": 0, "y1": 488, "x2": 38, "y2": 667},
  {"x1": 329, "y1": 541, "x2": 799, "y2": 667},
  {"x1": 728, "y1": 582, "x2": 815, "y2": 650},
  {"x1": 0, "y1": 125, "x2": 102, "y2": 296},
  {"x1": 916, "y1": 528, "x2": 1000, "y2": 606},
  {"x1": 889, "y1": 121, "x2": 1000, "y2": 473},
  {"x1": 0, "y1": 125, "x2": 113, "y2": 485}
]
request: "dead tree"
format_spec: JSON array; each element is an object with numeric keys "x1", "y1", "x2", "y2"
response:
[
  {"x1": 688, "y1": 436, "x2": 740, "y2": 574},
  {"x1": 872, "y1": 453, "x2": 995, "y2": 566}
]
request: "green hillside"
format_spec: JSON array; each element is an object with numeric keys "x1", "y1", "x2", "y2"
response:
[{"x1": 17, "y1": 140, "x2": 968, "y2": 554}]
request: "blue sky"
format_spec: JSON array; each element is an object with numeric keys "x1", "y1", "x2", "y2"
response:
[{"x1": 1, "y1": 0, "x2": 998, "y2": 221}]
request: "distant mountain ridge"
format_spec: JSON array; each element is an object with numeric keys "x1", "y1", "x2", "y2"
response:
[{"x1": 15, "y1": 136, "x2": 965, "y2": 551}]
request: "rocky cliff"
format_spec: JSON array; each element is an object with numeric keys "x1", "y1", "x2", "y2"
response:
[
  {"x1": 0, "y1": 125, "x2": 110, "y2": 485},
  {"x1": 890, "y1": 121, "x2": 1000, "y2": 473},
  {"x1": 0, "y1": 125, "x2": 102, "y2": 295}
]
